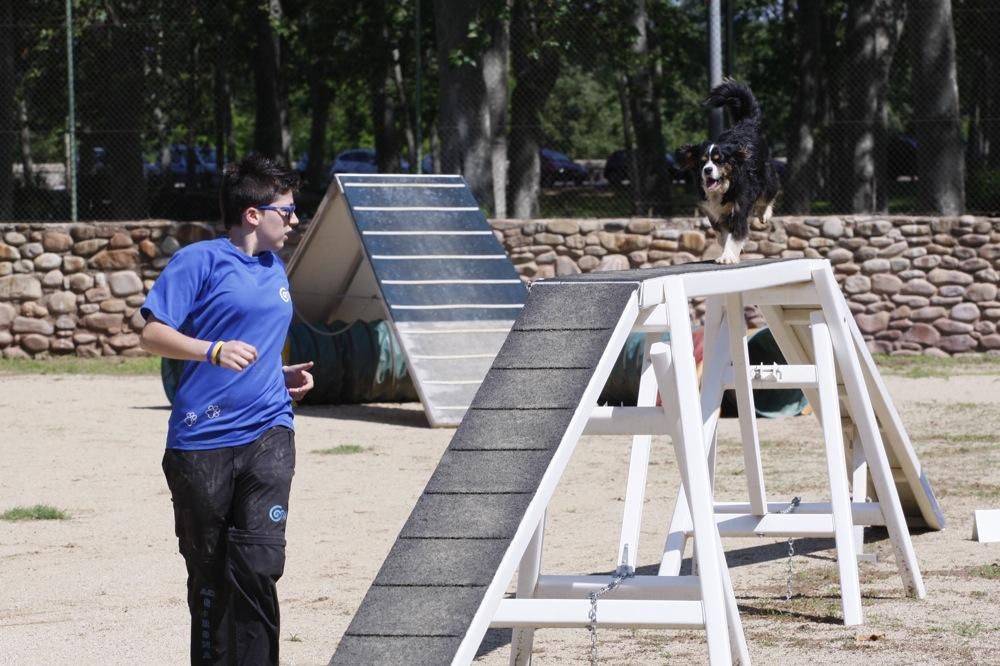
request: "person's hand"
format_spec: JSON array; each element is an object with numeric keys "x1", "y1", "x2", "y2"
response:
[
  {"x1": 283, "y1": 361, "x2": 315, "y2": 401},
  {"x1": 217, "y1": 340, "x2": 258, "y2": 371}
]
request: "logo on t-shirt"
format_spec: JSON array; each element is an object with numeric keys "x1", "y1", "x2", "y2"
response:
[
  {"x1": 279, "y1": 287, "x2": 290, "y2": 303},
  {"x1": 269, "y1": 505, "x2": 288, "y2": 522}
]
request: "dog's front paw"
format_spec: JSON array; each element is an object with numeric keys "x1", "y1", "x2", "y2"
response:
[{"x1": 715, "y1": 253, "x2": 739, "y2": 265}]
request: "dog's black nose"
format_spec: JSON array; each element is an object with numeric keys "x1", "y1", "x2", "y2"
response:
[{"x1": 703, "y1": 165, "x2": 712, "y2": 174}]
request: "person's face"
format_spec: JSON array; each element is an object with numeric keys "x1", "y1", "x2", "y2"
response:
[{"x1": 253, "y1": 191, "x2": 298, "y2": 253}]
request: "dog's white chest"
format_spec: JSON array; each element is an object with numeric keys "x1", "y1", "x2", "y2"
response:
[{"x1": 701, "y1": 192, "x2": 732, "y2": 223}]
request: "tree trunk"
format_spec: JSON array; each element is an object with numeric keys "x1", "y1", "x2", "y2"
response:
[
  {"x1": 909, "y1": 0, "x2": 964, "y2": 214},
  {"x1": 392, "y1": 48, "x2": 416, "y2": 170},
  {"x1": 625, "y1": 0, "x2": 670, "y2": 215},
  {"x1": 212, "y1": 32, "x2": 231, "y2": 169},
  {"x1": 434, "y1": 0, "x2": 493, "y2": 210},
  {"x1": 783, "y1": 0, "x2": 822, "y2": 214},
  {"x1": 834, "y1": 0, "x2": 905, "y2": 214},
  {"x1": 507, "y1": 0, "x2": 560, "y2": 219},
  {"x1": 306, "y1": 74, "x2": 332, "y2": 190},
  {"x1": 482, "y1": 2, "x2": 510, "y2": 218},
  {"x1": 105, "y1": 11, "x2": 147, "y2": 219},
  {"x1": 0, "y1": 0, "x2": 17, "y2": 218},
  {"x1": 369, "y1": 0, "x2": 401, "y2": 173},
  {"x1": 254, "y1": 0, "x2": 290, "y2": 161},
  {"x1": 17, "y1": 99, "x2": 35, "y2": 190}
]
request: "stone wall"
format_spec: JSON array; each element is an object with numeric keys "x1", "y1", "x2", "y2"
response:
[
  {"x1": 0, "y1": 221, "x2": 218, "y2": 358},
  {"x1": 492, "y1": 216, "x2": 1000, "y2": 356},
  {"x1": 1, "y1": 215, "x2": 999, "y2": 358}
]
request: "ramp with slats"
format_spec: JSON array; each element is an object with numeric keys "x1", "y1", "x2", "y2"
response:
[
  {"x1": 331, "y1": 278, "x2": 641, "y2": 665},
  {"x1": 286, "y1": 174, "x2": 526, "y2": 426}
]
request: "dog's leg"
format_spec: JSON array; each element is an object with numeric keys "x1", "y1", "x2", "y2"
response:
[
  {"x1": 760, "y1": 201, "x2": 774, "y2": 228},
  {"x1": 716, "y1": 233, "x2": 745, "y2": 264}
]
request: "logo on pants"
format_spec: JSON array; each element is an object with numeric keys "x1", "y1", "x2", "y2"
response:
[{"x1": 269, "y1": 505, "x2": 287, "y2": 523}]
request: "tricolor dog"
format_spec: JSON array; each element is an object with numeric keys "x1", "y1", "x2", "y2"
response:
[{"x1": 679, "y1": 81, "x2": 781, "y2": 264}]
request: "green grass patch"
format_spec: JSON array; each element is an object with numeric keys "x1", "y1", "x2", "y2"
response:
[
  {"x1": 968, "y1": 563, "x2": 1000, "y2": 580},
  {"x1": 873, "y1": 353, "x2": 1000, "y2": 378},
  {"x1": 316, "y1": 444, "x2": 366, "y2": 455},
  {"x1": 0, "y1": 356, "x2": 161, "y2": 376},
  {"x1": 956, "y1": 621, "x2": 986, "y2": 638},
  {"x1": 1, "y1": 504, "x2": 69, "y2": 521}
]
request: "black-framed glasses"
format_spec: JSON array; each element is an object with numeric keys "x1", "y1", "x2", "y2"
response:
[{"x1": 256, "y1": 204, "x2": 296, "y2": 218}]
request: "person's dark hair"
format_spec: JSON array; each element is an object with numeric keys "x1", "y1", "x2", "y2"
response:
[{"x1": 219, "y1": 153, "x2": 302, "y2": 229}]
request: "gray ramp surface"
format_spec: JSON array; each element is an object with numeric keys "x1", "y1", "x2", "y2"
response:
[{"x1": 330, "y1": 278, "x2": 639, "y2": 666}]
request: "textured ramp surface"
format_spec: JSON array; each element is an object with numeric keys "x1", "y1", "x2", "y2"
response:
[
  {"x1": 337, "y1": 174, "x2": 527, "y2": 426},
  {"x1": 330, "y1": 280, "x2": 638, "y2": 666}
]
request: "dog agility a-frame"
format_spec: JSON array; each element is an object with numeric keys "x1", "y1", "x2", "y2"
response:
[
  {"x1": 286, "y1": 173, "x2": 526, "y2": 427},
  {"x1": 330, "y1": 258, "x2": 942, "y2": 665}
]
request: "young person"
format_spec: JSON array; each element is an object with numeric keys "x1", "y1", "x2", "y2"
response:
[{"x1": 140, "y1": 153, "x2": 314, "y2": 664}]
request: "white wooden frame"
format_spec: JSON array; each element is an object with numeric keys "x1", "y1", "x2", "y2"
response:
[{"x1": 463, "y1": 259, "x2": 939, "y2": 665}]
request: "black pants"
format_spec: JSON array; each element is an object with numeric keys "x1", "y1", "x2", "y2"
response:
[{"x1": 163, "y1": 427, "x2": 296, "y2": 666}]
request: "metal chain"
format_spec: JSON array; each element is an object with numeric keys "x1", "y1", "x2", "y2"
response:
[
  {"x1": 778, "y1": 496, "x2": 802, "y2": 602},
  {"x1": 588, "y1": 546, "x2": 635, "y2": 666}
]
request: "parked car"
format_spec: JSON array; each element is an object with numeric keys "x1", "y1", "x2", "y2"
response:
[
  {"x1": 605, "y1": 149, "x2": 689, "y2": 187},
  {"x1": 145, "y1": 144, "x2": 219, "y2": 187},
  {"x1": 540, "y1": 148, "x2": 588, "y2": 186},
  {"x1": 329, "y1": 148, "x2": 410, "y2": 176}
]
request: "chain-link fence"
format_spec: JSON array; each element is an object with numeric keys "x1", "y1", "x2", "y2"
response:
[{"x1": 1, "y1": 1, "x2": 996, "y2": 223}]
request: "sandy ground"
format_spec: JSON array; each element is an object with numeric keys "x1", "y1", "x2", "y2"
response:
[{"x1": 2, "y1": 372, "x2": 1000, "y2": 665}]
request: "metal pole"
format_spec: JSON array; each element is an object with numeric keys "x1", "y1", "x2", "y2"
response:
[
  {"x1": 708, "y1": 0, "x2": 723, "y2": 140},
  {"x1": 414, "y1": 0, "x2": 423, "y2": 173},
  {"x1": 725, "y1": 0, "x2": 733, "y2": 78},
  {"x1": 65, "y1": 0, "x2": 77, "y2": 221}
]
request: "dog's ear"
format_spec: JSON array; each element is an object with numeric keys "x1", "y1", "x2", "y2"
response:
[
  {"x1": 676, "y1": 144, "x2": 700, "y2": 171},
  {"x1": 735, "y1": 144, "x2": 752, "y2": 162}
]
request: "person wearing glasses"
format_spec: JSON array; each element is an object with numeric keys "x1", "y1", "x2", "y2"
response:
[{"x1": 139, "y1": 153, "x2": 314, "y2": 665}]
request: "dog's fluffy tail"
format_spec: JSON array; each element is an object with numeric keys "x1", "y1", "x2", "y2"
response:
[{"x1": 704, "y1": 80, "x2": 760, "y2": 124}]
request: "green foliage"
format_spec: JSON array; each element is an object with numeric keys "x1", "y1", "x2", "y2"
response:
[
  {"x1": 5, "y1": 0, "x2": 993, "y2": 219},
  {"x1": 967, "y1": 168, "x2": 1000, "y2": 213},
  {"x1": 1, "y1": 504, "x2": 69, "y2": 521},
  {"x1": 540, "y1": 65, "x2": 621, "y2": 158}
]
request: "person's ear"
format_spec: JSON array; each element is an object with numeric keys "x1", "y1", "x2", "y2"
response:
[{"x1": 242, "y1": 207, "x2": 261, "y2": 228}]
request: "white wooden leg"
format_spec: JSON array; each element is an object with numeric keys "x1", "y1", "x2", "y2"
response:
[
  {"x1": 813, "y1": 267, "x2": 926, "y2": 599},
  {"x1": 725, "y1": 293, "x2": 767, "y2": 515},
  {"x1": 653, "y1": 282, "x2": 733, "y2": 663},
  {"x1": 661, "y1": 298, "x2": 728, "y2": 577},
  {"x1": 661, "y1": 490, "x2": 691, "y2": 576},
  {"x1": 810, "y1": 311, "x2": 863, "y2": 626},
  {"x1": 509, "y1": 515, "x2": 545, "y2": 666},
  {"x1": 849, "y1": 427, "x2": 873, "y2": 561},
  {"x1": 617, "y1": 334, "x2": 659, "y2": 569}
]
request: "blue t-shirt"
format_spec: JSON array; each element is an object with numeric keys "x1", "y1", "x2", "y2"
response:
[{"x1": 141, "y1": 238, "x2": 294, "y2": 451}]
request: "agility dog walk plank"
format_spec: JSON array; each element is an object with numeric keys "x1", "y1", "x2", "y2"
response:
[
  {"x1": 331, "y1": 258, "x2": 943, "y2": 664},
  {"x1": 332, "y1": 261, "x2": 798, "y2": 665},
  {"x1": 286, "y1": 174, "x2": 526, "y2": 426},
  {"x1": 331, "y1": 280, "x2": 640, "y2": 665}
]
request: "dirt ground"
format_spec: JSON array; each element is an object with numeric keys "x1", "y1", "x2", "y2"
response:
[{"x1": 1, "y1": 371, "x2": 999, "y2": 665}]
